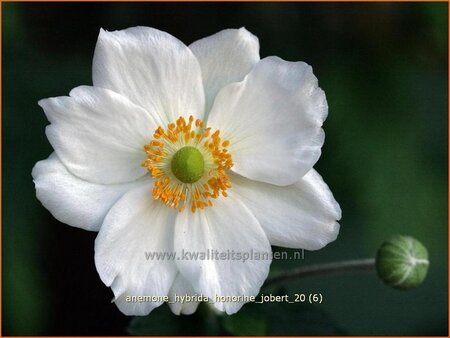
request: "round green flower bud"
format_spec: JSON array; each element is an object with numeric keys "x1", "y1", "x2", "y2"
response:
[
  {"x1": 376, "y1": 235, "x2": 429, "y2": 289},
  {"x1": 171, "y1": 146, "x2": 204, "y2": 183}
]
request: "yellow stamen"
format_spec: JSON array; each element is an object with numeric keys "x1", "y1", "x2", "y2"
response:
[{"x1": 142, "y1": 116, "x2": 233, "y2": 213}]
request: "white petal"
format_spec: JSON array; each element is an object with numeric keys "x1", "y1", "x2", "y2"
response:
[
  {"x1": 95, "y1": 185, "x2": 178, "y2": 316},
  {"x1": 174, "y1": 194, "x2": 271, "y2": 314},
  {"x1": 231, "y1": 169, "x2": 341, "y2": 250},
  {"x1": 39, "y1": 86, "x2": 157, "y2": 185},
  {"x1": 32, "y1": 153, "x2": 150, "y2": 232},
  {"x1": 189, "y1": 27, "x2": 259, "y2": 115},
  {"x1": 168, "y1": 273, "x2": 200, "y2": 315},
  {"x1": 207, "y1": 56, "x2": 328, "y2": 186},
  {"x1": 93, "y1": 27, "x2": 205, "y2": 124}
]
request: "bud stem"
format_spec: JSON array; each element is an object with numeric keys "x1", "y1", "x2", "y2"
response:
[{"x1": 264, "y1": 258, "x2": 376, "y2": 287}]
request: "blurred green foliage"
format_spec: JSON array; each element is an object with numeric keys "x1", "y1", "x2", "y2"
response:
[{"x1": 3, "y1": 2, "x2": 448, "y2": 336}]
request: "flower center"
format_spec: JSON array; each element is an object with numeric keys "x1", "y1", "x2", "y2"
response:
[
  {"x1": 170, "y1": 146, "x2": 204, "y2": 183},
  {"x1": 142, "y1": 116, "x2": 233, "y2": 213}
]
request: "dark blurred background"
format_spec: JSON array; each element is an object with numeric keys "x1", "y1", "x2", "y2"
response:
[{"x1": 2, "y1": 2, "x2": 448, "y2": 336}]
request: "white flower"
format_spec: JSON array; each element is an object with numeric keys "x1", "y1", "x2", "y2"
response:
[{"x1": 32, "y1": 26, "x2": 341, "y2": 316}]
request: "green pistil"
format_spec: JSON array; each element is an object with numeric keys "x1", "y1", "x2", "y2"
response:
[{"x1": 171, "y1": 146, "x2": 205, "y2": 183}]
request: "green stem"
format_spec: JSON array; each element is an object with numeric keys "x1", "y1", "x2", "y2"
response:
[{"x1": 264, "y1": 258, "x2": 376, "y2": 288}]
